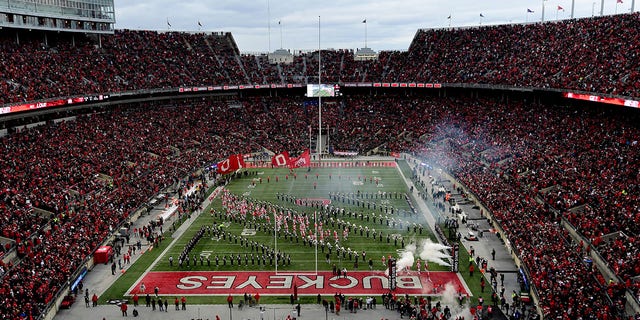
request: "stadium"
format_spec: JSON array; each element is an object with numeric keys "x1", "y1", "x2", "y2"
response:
[{"x1": 0, "y1": 1, "x2": 639, "y2": 320}]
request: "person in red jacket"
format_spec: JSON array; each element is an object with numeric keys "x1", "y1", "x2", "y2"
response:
[
  {"x1": 120, "y1": 302, "x2": 128, "y2": 316},
  {"x1": 132, "y1": 293, "x2": 139, "y2": 307}
]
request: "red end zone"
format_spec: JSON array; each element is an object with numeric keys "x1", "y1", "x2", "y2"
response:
[{"x1": 129, "y1": 271, "x2": 468, "y2": 296}]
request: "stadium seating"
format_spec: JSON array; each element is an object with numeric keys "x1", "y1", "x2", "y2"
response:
[
  {"x1": 1, "y1": 12, "x2": 640, "y2": 320},
  {"x1": 2, "y1": 13, "x2": 640, "y2": 106}
]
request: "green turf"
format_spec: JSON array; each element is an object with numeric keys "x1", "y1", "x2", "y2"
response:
[{"x1": 100, "y1": 161, "x2": 464, "y2": 304}]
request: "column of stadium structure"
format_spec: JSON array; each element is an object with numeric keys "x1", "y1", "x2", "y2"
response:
[
  {"x1": 363, "y1": 18, "x2": 367, "y2": 48},
  {"x1": 318, "y1": 15, "x2": 322, "y2": 165},
  {"x1": 315, "y1": 211, "x2": 318, "y2": 274},
  {"x1": 600, "y1": 0, "x2": 605, "y2": 15},
  {"x1": 279, "y1": 20, "x2": 283, "y2": 49},
  {"x1": 541, "y1": 0, "x2": 546, "y2": 22},
  {"x1": 571, "y1": 0, "x2": 575, "y2": 18},
  {"x1": 326, "y1": 125, "x2": 330, "y2": 155},
  {"x1": 316, "y1": 15, "x2": 321, "y2": 275},
  {"x1": 309, "y1": 126, "x2": 312, "y2": 156},
  {"x1": 267, "y1": 0, "x2": 271, "y2": 53}
]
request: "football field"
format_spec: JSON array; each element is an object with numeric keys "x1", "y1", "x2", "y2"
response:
[{"x1": 101, "y1": 160, "x2": 469, "y2": 304}]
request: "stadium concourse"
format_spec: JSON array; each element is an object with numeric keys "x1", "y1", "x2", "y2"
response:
[{"x1": 52, "y1": 156, "x2": 518, "y2": 320}]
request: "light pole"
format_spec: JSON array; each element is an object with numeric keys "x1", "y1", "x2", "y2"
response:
[{"x1": 317, "y1": 15, "x2": 322, "y2": 164}]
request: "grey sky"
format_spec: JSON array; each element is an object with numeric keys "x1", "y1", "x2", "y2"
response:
[{"x1": 113, "y1": 0, "x2": 636, "y2": 53}]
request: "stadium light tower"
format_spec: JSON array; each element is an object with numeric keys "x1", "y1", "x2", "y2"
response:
[
  {"x1": 267, "y1": 0, "x2": 271, "y2": 52},
  {"x1": 316, "y1": 15, "x2": 321, "y2": 275},
  {"x1": 571, "y1": 0, "x2": 575, "y2": 18},
  {"x1": 318, "y1": 15, "x2": 322, "y2": 164}
]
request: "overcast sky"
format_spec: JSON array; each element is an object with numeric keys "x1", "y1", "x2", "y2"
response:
[{"x1": 113, "y1": 0, "x2": 636, "y2": 53}]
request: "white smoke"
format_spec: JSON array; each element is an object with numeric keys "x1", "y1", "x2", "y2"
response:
[
  {"x1": 382, "y1": 239, "x2": 472, "y2": 319},
  {"x1": 395, "y1": 243, "x2": 416, "y2": 273},
  {"x1": 440, "y1": 282, "x2": 473, "y2": 319},
  {"x1": 418, "y1": 238, "x2": 451, "y2": 267}
]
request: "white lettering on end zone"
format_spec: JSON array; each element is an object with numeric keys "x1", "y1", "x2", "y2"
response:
[
  {"x1": 205, "y1": 276, "x2": 235, "y2": 289},
  {"x1": 329, "y1": 276, "x2": 359, "y2": 289},
  {"x1": 397, "y1": 276, "x2": 421, "y2": 289},
  {"x1": 141, "y1": 271, "x2": 471, "y2": 296},
  {"x1": 297, "y1": 275, "x2": 324, "y2": 289},
  {"x1": 266, "y1": 276, "x2": 292, "y2": 289},
  {"x1": 177, "y1": 276, "x2": 208, "y2": 290},
  {"x1": 236, "y1": 275, "x2": 263, "y2": 289}
]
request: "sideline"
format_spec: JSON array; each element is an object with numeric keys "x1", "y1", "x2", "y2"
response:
[
  {"x1": 393, "y1": 158, "x2": 438, "y2": 237},
  {"x1": 123, "y1": 186, "x2": 224, "y2": 295}
]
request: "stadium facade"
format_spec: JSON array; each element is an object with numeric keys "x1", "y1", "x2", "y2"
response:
[{"x1": 0, "y1": 0, "x2": 114, "y2": 33}]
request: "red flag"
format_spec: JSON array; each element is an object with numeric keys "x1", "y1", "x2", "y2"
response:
[
  {"x1": 216, "y1": 154, "x2": 245, "y2": 174},
  {"x1": 288, "y1": 149, "x2": 311, "y2": 169},
  {"x1": 557, "y1": 5, "x2": 564, "y2": 10},
  {"x1": 271, "y1": 151, "x2": 290, "y2": 167},
  {"x1": 617, "y1": 0, "x2": 623, "y2": 3}
]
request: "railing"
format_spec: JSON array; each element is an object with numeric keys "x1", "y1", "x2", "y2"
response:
[
  {"x1": 561, "y1": 217, "x2": 640, "y2": 314},
  {"x1": 3, "y1": 79, "x2": 639, "y2": 120}
]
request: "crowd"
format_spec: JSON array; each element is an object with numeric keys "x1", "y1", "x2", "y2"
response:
[
  {"x1": 0, "y1": 101, "x2": 262, "y2": 319},
  {"x1": 405, "y1": 13, "x2": 640, "y2": 97},
  {"x1": 0, "y1": 13, "x2": 638, "y2": 319},
  {"x1": 0, "y1": 92, "x2": 638, "y2": 318},
  {"x1": 408, "y1": 96, "x2": 639, "y2": 318},
  {"x1": 2, "y1": 13, "x2": 640, "y2": 106}
]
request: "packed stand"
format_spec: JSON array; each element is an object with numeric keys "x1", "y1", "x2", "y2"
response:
[
  {"x1": 405, "y1": 13, "x2": 640, "y2": 97},
  {"x1": 0, "y1": 100, "x2": 269, "y2": 319},
  {"x1": 408, "y1": 96, "x2": 639, "y2": 318},
  {"x1": 3, "y1": 13, "x2": 640, "y2": 106}
]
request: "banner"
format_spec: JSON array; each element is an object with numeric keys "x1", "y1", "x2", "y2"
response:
[
  {"x1": 271, "y1": 151, "x2": 290, "y2": 167},
  {"x1": 452, "y1": 244, "x2": 459, "y2": 273},
  {"x1": 388, "y1": 258, "x2": 397, "y2": 291},
  {"x1": 288, "y1": 149, "x2": 310, "y2": 169},
  {"x1": 216, "y1": 154, "x2": 245, "y2": 175},
  {"x1": 333, "y1": 151, "x2": 358, "y2": 156}
]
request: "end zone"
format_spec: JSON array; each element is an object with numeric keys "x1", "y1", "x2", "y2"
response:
[{"x1": 127, "y1": 271, "x2": 469, "y2": 297}]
